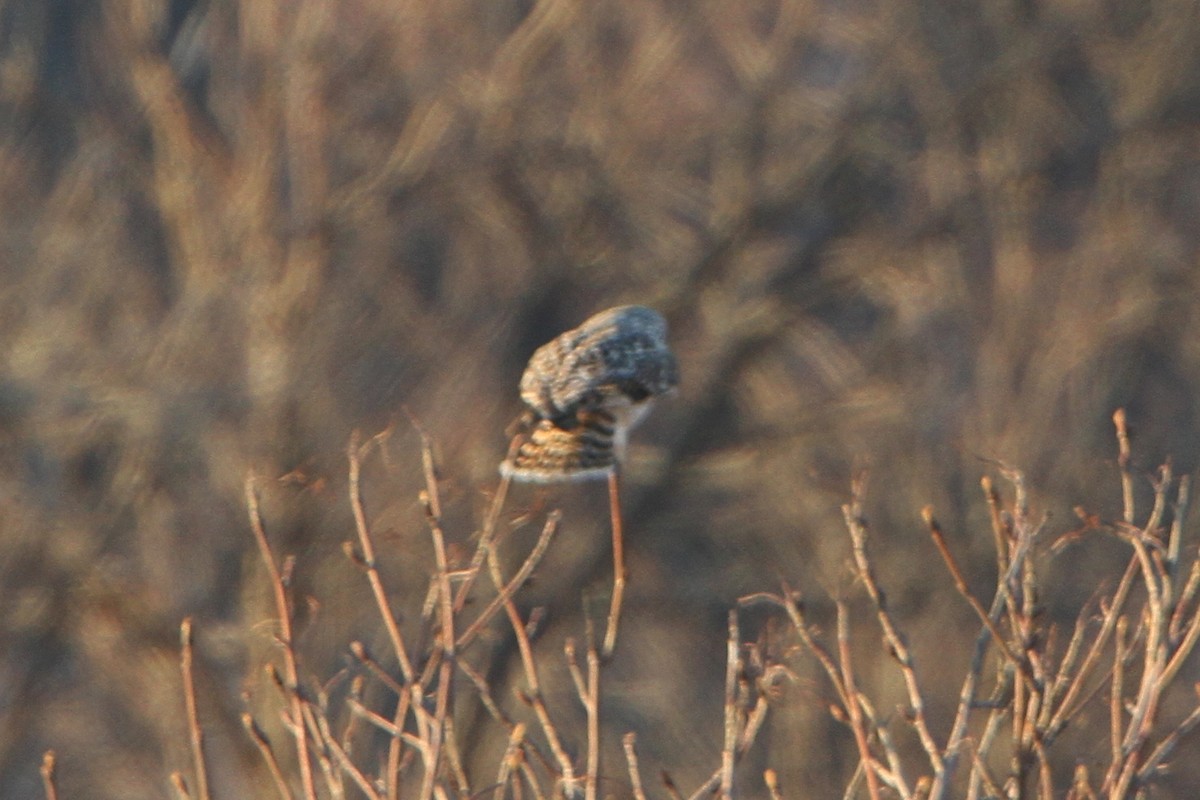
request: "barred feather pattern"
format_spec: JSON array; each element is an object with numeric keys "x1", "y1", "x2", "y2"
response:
[
  {"x1": 502, "y1": 306, "x2": 678, "y2": 483},
  {"x1": 500, "y1": 410, "x2": 621, "y2": 482}
]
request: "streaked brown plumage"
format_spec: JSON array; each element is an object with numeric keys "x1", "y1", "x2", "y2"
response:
[{"x1": 501, "y1": 306, "x2": 678, "y2": 482}]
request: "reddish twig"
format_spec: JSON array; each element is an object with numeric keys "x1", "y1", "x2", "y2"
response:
[{"x1": 603, "y1": 468, "x2": 626, "y2": 660}]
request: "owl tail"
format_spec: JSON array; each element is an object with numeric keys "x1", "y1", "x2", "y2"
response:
[{"x1": 499, "y1": 411, "x2": 617, "y2": 483}]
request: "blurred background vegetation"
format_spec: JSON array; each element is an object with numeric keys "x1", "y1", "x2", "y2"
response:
[{"x1": 2, "y1": 0, "x2": 1200, "y2": 796}]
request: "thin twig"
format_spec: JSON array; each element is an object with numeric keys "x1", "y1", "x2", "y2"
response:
[
  {"x1": 1103, "y1": 617, "x2": 1128, "y2": 792},
  {"x1": 1033, "y1": 737, "x2": 1053, "y2": 799},
  {"x1": 1113, "y1": 409, "x2": 1135, "y2": 524},
  {"x1": 586, "y1": 628, "x2": 601, "y2": 800},
  {"x1": 348, "y1": 433, "x2": 427, "y2": 800},
  {"x1": 1070, "y1": 764, "x2": 1098, "y2": 799},
  {"x1": 457, "y1": 658, "x2": 513, "y2": 725},
  {"x1": 246, "y1": 475, "x2": 318, "y2": 800},
  {"x1": 663, "y1": 771, "x2": 686, "y2": 800},
  {"x1": 347, "y1": 698, "x2": 432, "y2": 757},
  {"x1": 623, "y1": 734, "x2": 648, "y2": 800},
  {"x1": 179, "y1": 618, "x2": 211, "y2": 800},
  {"x1": 764, "y1": 768, "x2": 782, "y2": 800},
  {"x1": 457, "y1": 512, "x2": 561, "y2": 650},
  {"x1": 40, "y1": 751, "x2": 57, "y2": 800},
  {"x1": 603, "y1": 468, "x2": 626, "y2": 660},
  {"x1": 455, "y1": 436, "x2": 523, "y2": 612},
  {"x1": 416, "y1": 426, "x2": 455, "y2": 800},
  {"x1": 443, "y1": 717, "x2": 470, "y2": 798},
  {"x1": 721, "y1": 610, "x2": 739, "y2": 800},
  {"x1": 771, "y1": 584, "x2": 852, "y2": 711},
  {"x1": 844, "y1": 495, "x2": 945, "y2": 777},
  {"x1": 1169, "y1": 560, "x2": 1200, "y2": 645},
  {"x1": 1045, "y1": 558, "x2": 1139, "y2": 739},
  {"x1": 340, "y1": 675, "x2": 365, "y2": 763},
  {"x1": 854, "y1": 692, "x2": 911, "y2": 798},
  {"x1": 836, "y1": 601, "x2": 882, "y2": 800},
  {"x1": 1162, "y1": 596, "x2": 1200, "y2": 688},
  {"x1": 483, "y1": 506, "x2": 579, "y2": 795},
  {"x1": 170, "y1": 772, "x2": 193, "y2": 800},
  {"x1": 347, "y1": 433, "x2": 417, "y2": 683},
  {"x1": 840, "y1": 762, "x2": 864, "y2": 800},
  {"x1": 1135, "y1": 695, "x2": 1200, "y2": 785},
  {"x1": 518, "y1": 760, "x2": 547, "y2": 800},
  {"x1": 967, "y1": 740, "x2": 1005, "y2": 800},
  {"x1": 966, "y1": 679, "x2": 1011, "y2": 800},
  {"x1": 925, "y1": 507, "x2": 1032, "y2": 681},
  {"x1": 1039, "y1": 600, "x2": 1094, "y2": 734},
  {"x1": 981, "y1": 476, "x2": 1011, "y2": 579},
  {"x1": 1168, "y1": 475, "x2": 1190, "y2": 589},
  {"x1": 298, "y1": 699, "x2": 342, "y2": 800},
  {"x1": 495, "y1": 724, "x2": 527, "y2": 800},
  {"x1": 564, "y1": 632, "x2": 601, "y2": 800},
  {"x1": 242, "y1": 713, "x2": 296, "y2": 800},
  {"x1": 738, "y1": 678, "x2": 779, "y2": 756},
  {"x1": 324, "y1": 729, "x2": 385, "y2": 800},
  {"x1": 1116, "y1": 531, "x2": 1167, "y2": 761}
]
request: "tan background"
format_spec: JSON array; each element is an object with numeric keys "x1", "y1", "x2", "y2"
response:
[{"x1": 2, "y1": 0, "x2": 1200, "y2": 796}]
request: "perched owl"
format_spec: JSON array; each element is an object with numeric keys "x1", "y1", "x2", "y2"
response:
[{"x1": 501, "y1": 306, "x2": 678, "y2": 482}]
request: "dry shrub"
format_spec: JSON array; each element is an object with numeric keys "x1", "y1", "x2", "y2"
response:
[{"x1": 52, "y1": 409, "x2": 1193, "y2": 800}]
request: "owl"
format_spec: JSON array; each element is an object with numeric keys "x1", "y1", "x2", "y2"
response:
[{"x1": 501, "y1": 305, "x2": 678, "y2": 482}]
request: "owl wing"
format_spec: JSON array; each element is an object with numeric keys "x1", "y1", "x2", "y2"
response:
[
  {"x1": 518, "y1": 336, "x2": 571, "y2": 419},
  {"x1": 551, "y1": 330, "x2": 677, "y2": 415},
  {"x1": 519, "y1": 306, "x2": 678, "y2": 421}
]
